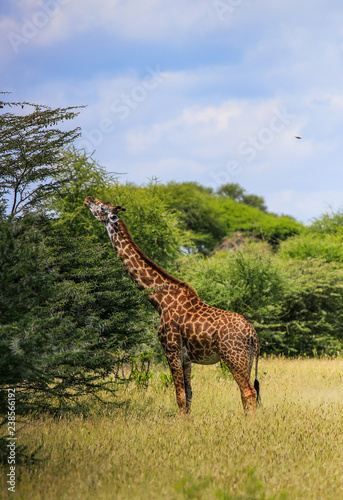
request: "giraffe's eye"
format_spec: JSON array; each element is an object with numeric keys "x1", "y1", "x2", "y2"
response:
[{"x1": 109, "y1": 214, "x2": 119, "y2": 223}]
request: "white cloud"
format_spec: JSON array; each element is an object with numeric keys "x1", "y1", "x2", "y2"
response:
[
  {"x1": 123, "y1": 95, "x2": 305, "y2": 161},
  {"x1": 2, "y1": 0, "x2": 343, "y2": 54},
  {"x1": 2, "y1": 0, "x2": 219, "y2": 50}
]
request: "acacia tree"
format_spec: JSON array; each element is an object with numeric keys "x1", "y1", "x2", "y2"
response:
[
  {"x1": 217, "y1": 183, "x2": 267, "y2": 212},
  {"x1": 0, "y1": 216, "x2": 156, "y2": 420},
  {"x1": 0, "y1": 92, "x2": 84, "y2": 216}
]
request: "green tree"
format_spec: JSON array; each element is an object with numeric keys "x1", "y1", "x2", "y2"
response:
[
  {"x1": 160, "y1": 182, "x2": 302, "y2": 253},
  {"x1": 0, "y1": 93, "x2": 83, "y2": 216},
  {"x1": 46, "y1": 148, "x2": 117, "y2": 240},
  {"x1": 279, "y1": 232, "x2": 343, "y2": 263},
  {"x1": 241, "y1": 194, "x2": 267, "y2": 212},
  {"x1": 161, "y1": 182, "x2": 227, "y2": 253},
  {"x1": 217, "y1": 183, "x2": 267, "y2": 212},
  {"x1": 310, "y1": 209, "x2": 343, "y2": 234},
  {"x1": 213, "y1": 197, "x2": 303, "y2": 247},
  {"x1": 216, "y1": 182, "x2": 245, "y2": 201},
  {"x1": 0, "y1": 217, "x2": 156, "y2": 418},
  {"x1": 0, "y1": 215, "x2": 54, "y2": 418},
  {"x1": 279, "y1": 209, "x2": 343, "y2": 262}
]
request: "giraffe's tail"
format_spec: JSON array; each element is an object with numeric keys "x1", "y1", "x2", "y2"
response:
[
  {"x1": 254, "y1": 346, "x2": 261, "y2": 405},
  {"x1": 251, "y1": 334, "x2": 261, "y2": 405}
]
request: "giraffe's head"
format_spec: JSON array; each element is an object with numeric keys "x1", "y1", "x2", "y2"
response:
[{"x1": 84, "y1": 196, "x2": 126, "y2": 225}]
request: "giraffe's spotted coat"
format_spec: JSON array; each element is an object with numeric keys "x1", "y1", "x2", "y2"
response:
[{"x1": 84, "y1": 196, "x2": 260, "y2": 415}]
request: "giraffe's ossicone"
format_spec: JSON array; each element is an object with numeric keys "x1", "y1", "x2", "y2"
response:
[{"x1": 84, "y1": 196, "x2": 260, "y2": 415}]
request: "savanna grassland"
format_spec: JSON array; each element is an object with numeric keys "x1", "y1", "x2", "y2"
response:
[{"x1": 1, "y1": 357, "x2": 343, "y2": 500}]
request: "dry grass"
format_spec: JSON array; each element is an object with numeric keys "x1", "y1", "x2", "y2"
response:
[{"x1": 1, "y1": 357, "x2": 343, "y2": 499}]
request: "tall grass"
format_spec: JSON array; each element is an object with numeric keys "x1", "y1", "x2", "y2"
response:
[{"x1": 1, "y1": 357, "x2": 343, "y2": 499}]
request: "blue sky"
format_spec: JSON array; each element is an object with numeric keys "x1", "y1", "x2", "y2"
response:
[{"x1": 1, "y1": 0, "x2": 343, "y2": 223}]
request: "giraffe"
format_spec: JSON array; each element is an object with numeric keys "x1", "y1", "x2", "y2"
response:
[{"x1": 84, "y1": 196, "x2": 260, "y2": 415}]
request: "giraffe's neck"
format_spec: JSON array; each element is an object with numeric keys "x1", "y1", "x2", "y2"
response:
[{"x1": 106, "y1": 219, "x2": 179, "y2": 310}]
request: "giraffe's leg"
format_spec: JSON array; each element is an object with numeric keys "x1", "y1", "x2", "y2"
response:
[
  {"x1": 234, "y1": 372, "x2": 257, "y2": 415},
  {"x1": 182, "y1": 351, "x2": 192, "y2": 414},
  {"x1": 165, "y1": 347, "x2": 187, "y2": 416},
  {"x1": 221, "y1": 358, "x2": 257, "y2": 415}
]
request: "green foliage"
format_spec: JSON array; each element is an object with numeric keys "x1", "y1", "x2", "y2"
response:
[
  {"x1": 279, "y1": 233, "x2": 343, "y2": 263},
  {"x1": 280, "y1": 209, "x2": 343, "y2": 263},
  {"x1": 160, "y1": 181, "x2": 227, "y2": 253},
  {"x1": 159, "y1": 182, "x2": 303, "y2": 253},
  {"x1": 130, "y1": 353, "x2": 154, "y2": 388},
  {"x1": 310, "y1": 209, "x2": 343, "y2": 234},
  {"x1": 0, "y1": 217, "x2": 156, "y2": 417},
  {"x1": 48, "y1": 148, "x2": 117, "y2": 239},
  {"x1": 159, "y1": 371, "x2": 174, "y2": 390},
  {"x1": 241, "y1": 193, "x2": 267, "y2": 212},
  {"x1": 217, "y1": 182, "x2": 267, "y2": 212},
  {"x1": 179, "y1": 245, "x2": 284, "y2": 314},
  {"x1": 0, "y1": 216, "x2": 51, "y2": 325},
  {"x1": 42, "y1": 222, "x2": 155, "y2": 352},
  {"x1": 216, "y1": 182, "x2": 245, "y2": 200},
  {"x1": 277, "y1": 258, "x2": 343, "y2": 355},
  {"x1": 257, "y1": 214, "x2": 303, "y2": 247},
  {"x1": 217, "y1": 361, "x2": 234, "y2": 380},
  {"x1": 216, "y1": 197, "x2": 303, "y2": 247},
  {"x1": 0, "y1": 216, "x2": 54, "y2": 415}
]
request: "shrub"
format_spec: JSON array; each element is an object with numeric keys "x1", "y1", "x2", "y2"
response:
[
  {"x1": 277, "y1": 258, "x2": 343, "y2": 355},
  {"x1": 279, "y1": 233, "x2": 343, "y2": 263},
  {"x1": 310, "y1": 209, "x2": 343, "y2": 234}
]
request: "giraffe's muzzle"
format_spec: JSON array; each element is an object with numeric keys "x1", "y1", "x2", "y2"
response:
[{"x1": 84, "y1": 196, "x2": 96, "y2": 207}]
